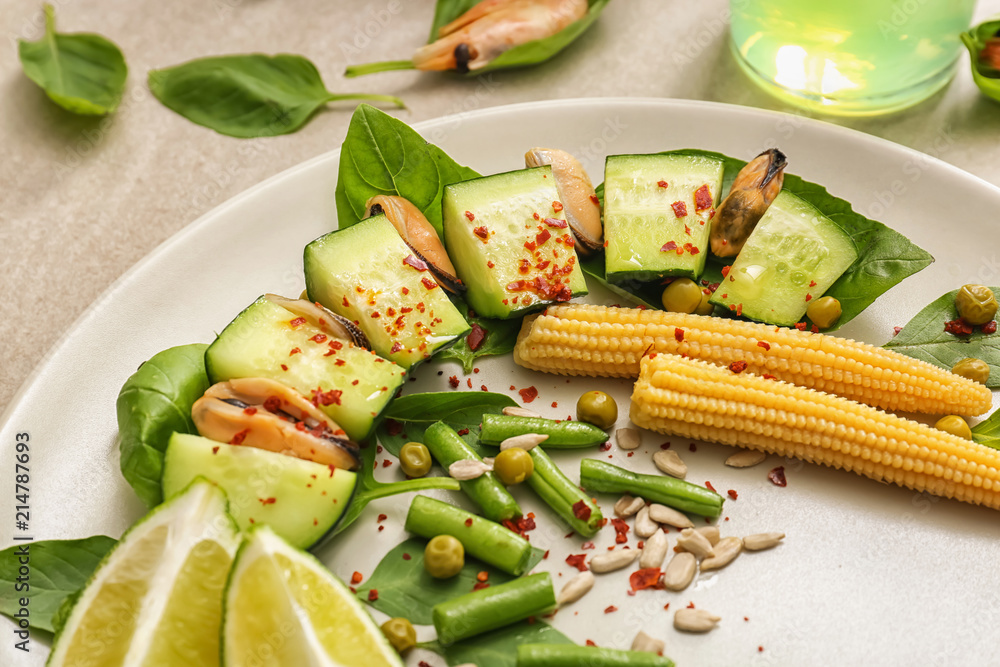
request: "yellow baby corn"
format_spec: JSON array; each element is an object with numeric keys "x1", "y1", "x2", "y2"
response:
[
  {"x1": 514, "y1": 303, "x2": 992, "y2": 416},
  {"x1": 631, "y1": 353, "x2": 1000, "y2": 510}
]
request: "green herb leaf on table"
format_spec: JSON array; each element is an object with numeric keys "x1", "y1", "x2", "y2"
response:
[
  {"x1": 0, "y1": 536, "x2": 116, "y2": 633},
  {"x1": 336, "y1": 104, "x2": 479, "y2": 233},
  {"x1": 376, "y1": 391, "x2": 517, "y2": 457},
  {"x1": 437, "y1": 301, "x2": 523, "y2": 373},
  {"x1": 17, "y1": 4, "x2": 127, "y2": 115},
  {"x1": 356, "y1": 536, "x2": 545, "y2": 625},
  {"x1": 885, "y1": 287, "x2": 1000, "y2": 389},
  {"x1": 961, "y1": 18, "x2": 1000, "y2": 104},
  {"x1": 116, "y1": 344, "x2": 210, "y2": 508},
  {"x1": 148, "y1": 55, "x2": 403, "y2": 138},
  {"x1": 421, "y1": 620, "x2": 573, "y2": 667}
]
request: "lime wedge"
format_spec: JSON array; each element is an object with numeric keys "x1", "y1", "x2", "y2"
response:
[
  {"x1": 223, "y1": 526, "x2": 403, "y2": 667},
  {"x1": 47, "y1": 479, "x2": 240, "y2": 666}
]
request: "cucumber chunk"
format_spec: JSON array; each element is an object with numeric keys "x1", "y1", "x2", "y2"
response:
[
  {"x1": 162, "y1": 433, "x2": 357, "y2": 549},
  {"x1": 205, "y1": 295, "x2": 405, "y2": 441},
  {"x1": 304, "y1": 215, "x2": 470, "y2": 370},
  {"x1": 443, "y1": 166, "x2": 588, "y2": 319},
  {"x1": 710, "y1": 190, "x2": 859, "y2": 326},
  {"x1": 604, "y1": 154, "x2": 724, "y2": 282}
]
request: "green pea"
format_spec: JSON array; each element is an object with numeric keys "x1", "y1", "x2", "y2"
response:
[
  {"x1": 806, "y1": 296, "x2": 842, "y2": 329},
  {"x1": 424, "y1": 534, "x2": 465, "y2": 579},
  {"x1": 380, "y1": 617, "x2": 416, "y2": 653},
  {"x1": 399, "y1": 441, "x2": 431, "y2": 478},
  {"x1": 494, "y1": 447, "x2": 534, "y2": 485},
  {"x1": 661, "y1": 278, "x2": 703, "y2": 314},
  {"x1": 577, "y1": 390, "x2": 618, "y2": 429}
]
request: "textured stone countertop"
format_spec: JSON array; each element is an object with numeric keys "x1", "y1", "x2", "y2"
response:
[{"x1": 3, "y1": 0, "x2": 1000, "y2": 414}]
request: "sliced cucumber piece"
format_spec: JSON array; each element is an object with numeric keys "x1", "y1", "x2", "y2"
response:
[
  {"x1": 162, "y1": 433, "x2": 357, "y2": 549},
  {"x1": 443, "y1": 166, "x2": 588, "y2": 319},
  {"x1": 604, "y1": 154, "x2": 724, "y2": 282},
  {"x1": 205, "y1": 295, "x2": 406, "y2": 441},
  {"x1": 710, "y1": 190, "x2": 859, "y2": 326},
  {"x1": 304, "y1": 214, "x2": 470, "y2": 370}
]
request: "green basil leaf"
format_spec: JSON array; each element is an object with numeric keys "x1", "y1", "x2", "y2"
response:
[
  {"x1": 336, "y1": 104, "x2": 479, "y2": 233},
  {"x1": 148, "y1": 55, "x2": 403, "y2": 138},
  {"x1": 961, "y1": 18, "x2": 1000, "y2": 103},
  {"x1": 376, "y1": 391, "x2": 517, "y2": 457},
  {"x1": 428, "y1": 0, "x2": 481, "y2": 40},
  {"x1": 356, "y1": 537, "x2": 545, "y2": 625},
  {"x1": 421, "y1": 620, "x2": 573, "y2": 666},
  {"x1": 972, "y1": 408, "x2": 1000, "y2": 450},
  {"x1": 116, "y1": 344, "x2": 210, "y2": 507},
  {"x1": 884, "y1": 287, "x2": 1000, "y2": 388},
  {"x1": 580, "y1": 255, "x2": 661, "y2": 309},
  {"x1": 17, "y1": 4, "x2": 127, "y2": 115},
  {"x1": 437, "y1": 301, "x2": 523, "y2": 373},
  {"x1": 0, "y1": 536, "x2": 116, "y2": 633}
]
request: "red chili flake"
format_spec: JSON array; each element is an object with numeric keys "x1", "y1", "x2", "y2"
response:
[
  {"x1": 705, "y1": 481, "x2": 717, "y2": 493},
  {"x1": 572, "y1": 500, "x2": 592, "y2": 521},
  {"x1": 389, "y1": 341, "x2": 403, "y2": 354},
  {"x1": 382, "y1": 459, "x2": 393, "y2": 468},
  {"x1": 400, "y1": 553, "x2": 411, "y2": 562},
  {"x1": 763, "y1": 374, "x2": 777, "y2": 380},
  {"x1": 757, "y1": 341, "x2": 771, "y2": 351},
  {"x1": 351, "y1": 571, "x2": 363, "y2": 584},
  {"x1": 473, "y1": 581, "x2": 490, "y2": 591},
  {"x1": 630, "y1": 568, "x2": 662, "y2": 592},
  {"x1": 210, "y1": 445, "x2": 220, "y2": 456},
  {"x1": 544, "y1": 217, "x2": 568, "y2": 229},
  {"x1": 465, "y1": 210, "x2": 475, "y2": 221},
  {"x1": 581, "y1": 541, "x2": 595, "y2": 550},
  {"x1": 467, "y1": 323, "x2": 487, "y2": 351},
  {"x1": 611, "y1": 518, "x2": 629, "y2": 536},
  {"x1": 729, "y1": 360, "x2": 748, "y2": 374},
  {"x1": 768, "y1": 466, "x2": 788, "y2": 487},
  {"x1": 604, "y1": 605, "x2": 618, "y2": 614},
  {"x1": 368, "y1": 589, "x2": 379, "y2": 601},
  {"x1": 476, "y1": 571, "x2": 489, "y2": 583},
  {"x1": 944, "y1": 318, "x2": 975, "y2": 336},
  {"x1": 421, "y1": 277, "x2": 439, "y2": 290},
  {"x1": 661, "y1": 240, "x2": 678, "y2": 252},
  {"x1": 671, "y1": 200, "x2": 688, "y2": 218},
  {"x1": 466, "y1": 378, "x2": 473, "y2": 389},
  {"x1": 551, "y1": 401, "x2": 558, "y2": 408},
  {"x1": 985, "y1": 321, "x2": 998, "y2": 334},
  {"x1": 536, "y1": 229, "x2": 552, "y2": 246},
  {"x1": 313, "y1": 388, "x2": 343, "y2": 406},
  {"x1": 585, "y1": 640, "x2": 597, "y2": 647},
  {"x1": 263, "y1": 396, "x2": 282, "y2": 413},
  {"x1": 486, "y1": 260, "x2": 495, "y2": 269},
  {"x1": 370, "y1": 311, "x2": 381, "y2": 319},
  {"x1": 403, "y1": 254, "x2": 429, "y2": 271},
  {"x1": 552, "y1": 201, "x2": 564, "y2": 212},
  {"x1": 795, "y1": 322, "x2": 808, "y2": 331},
  {"x1": 736, "y1": 303, "x2": 743, "y2": 317},
  {"x1": 674, "y1": 327, "x2": 685, "y2": 342},
  {"x1": 342, "y1": 296, "x2": 350, "y2": 308},
  {"x1": 599, "y1": 441, "x2": 612, "y2": 452},
  {"x1": 805, "y1": 293, "x2": 813, "y2": 302},
  {"x1": 657, "y1": 180, "x2": 669, "y2": 188},
  {"x1": 457, "y1": 428, "x2": 470, "y2": 436},
  {"x1": 229, "y1": 429, "x2": 250, "y2": 445},
  {"x1": 720, "y1": 265, "x2": 731, "y2": 278},
  {"x1": 447, "y1": 375, "x2": 460, "y2": 388},
  {"x1": 280, "y1": 364, "x2": 288, "y2": 371},
  {"x1": 694, "y1": 184, "x2": 713, "y2": 211},
  {"x1": 289, "y1": 316, "x2": 306, "y2": 328},
  {"x1": 811, "y1": 324, "x2": 818, "y2": 333},
  {"x1": 259, "y1": 497, "x2": 276, "y2": 505},
  {"x1": 728, "y1": 489, "x2": 738, "y2": 500},
  {"x1": 684, "y1": 224, "x2": 692, "y2": 236},
  {"x1": 523, "y1": 240, "x2": 537, "y2": 252},
  {"x1": 519, "y1": 386, "x2": 539, "y2": 403}
]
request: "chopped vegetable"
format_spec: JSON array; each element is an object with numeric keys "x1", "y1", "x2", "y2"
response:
[
  {"x1": 432, "y1": 572, "x2": 555, "y2": 645},
  {"x1": 494, "y1": 448, "x2": 534, "y2": 485},
  {"x1": 526, "y1": 447, "x2": 603, "y2": 537},
  {"x1": 581, "y1": 458, "x2": 723, "y2": 518},
  {"x1": 516, "y1": 643, "x2": 675, "y2": 666},
  {"x1": 479, "y1": 414, "x2": 607, "y2": 448}
]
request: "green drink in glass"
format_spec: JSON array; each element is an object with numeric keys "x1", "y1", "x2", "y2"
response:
[{"x1": 730, "y1": 0, "x2": 977, "y2": 115}]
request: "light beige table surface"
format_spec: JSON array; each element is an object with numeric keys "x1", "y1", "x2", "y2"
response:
[{"x1": 3, "y1": 0, "x2": 1000, "y2": 415}]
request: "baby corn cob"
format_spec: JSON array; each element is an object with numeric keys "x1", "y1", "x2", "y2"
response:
[
  {"x1": 631, "y1": 353, "x2": 1000, "y2": 510},
  {"x1": 514, "y1": 303, "x2": 992, "y2": 416}
]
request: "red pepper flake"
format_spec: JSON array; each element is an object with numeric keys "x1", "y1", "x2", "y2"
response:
[
  {"x1": 944, "y1": 318, "x2": 975, "y2": 336},
  {"x1": 523, "y1": 240, "x2": 537, "y2": 252},
  {"x1": 694, "y1": 184, "x2": 713, "y2": 211},
  {"x1": 519, "y1": 386, "x2": 539, "y2": 403},
  {"x1": 309, "y1": 334, "x2": 327, "y2": 345},
  {"x1": 729, "y1": 360, "x2": 748, "y2": 374},
  {"x1": 467, "y1": 323, "x2": 487, "y2": 351},
  {"x1": 229, "y1": 429, "x2": 250, "y2": 445},
  {"x1": 585, "y1": 640, "x2": 597, "y2": 647},
  {"x1": 390, "y1": 341, "x2": 403, "y2": 354},
  {"x1": 312, "y1": 388, "x2": 343, "y2": 406},
  {"x1": 604, "y1": 605, "x2": 618, "y2": 614},
  {"x1": 611, "y1": 517, "x2": 629, "y2": 537},
  {"x1": 467, "y1": 378, "x2": 473, "y2": 388},
  {"x1": 599, "y1": 441, "x2": 612, "y2": 452},
  {"x1": 657, "y1": 180, "x2": 669, "y2": 188},
  {"x1": 759, "y1": 646, "x2": 765, "y2": 653},
  {"x1": 351, "y1": 571, "x2": 363, "y2": 584},
  {"x1": 382, "y1": 459, "x2": 392, "y2": 468},
  {"x1": 368, "y1": 589, "x2": 378, "y2": 601},
  {"x1": 736, "y1": 303, "x2": 743, "y2": 317},
  {"x1": 241, "y1": 406, "x2": 258, "y2": 417},
  {"x1": 473, "y1": 581, "x2": 490, "y2": 591},
  {"x1": 465, "y1": 210, "x2": 475, "y2": 221},
  {"x1": 544, "y1": 217, "x2": 568, "y2": 229},
  {"x1": 461, "y1": 518, "x2": 473, "y2": 529},
  {"x1": 675, "y1": 327, "x2": 684, "y2": 342},
  {"x1": 421, "y1": 277, "x2": 439, "y2": 290},
  {"x1": 705, "y1": 481, "x2": 717, "y2": 492},
  {"x1": 728, "y1": 489, "x2": 738, "y2": 500},
  {"x1": 671, "y1": 201, "x2": 688, "y2": 218},
  {"x1": 721, "y1": 265, "x2": 731, "y2": 278},
  {"x1": 403, "y1": 254, "x2": 429, "y2": 271},
  {"x1": 684, "y1": 224, "x2": 692, "y2": 236},
  {"x1": 536, "y1": 229, "x2": 552, "y2": 246},
  {"x1": 768, "y1": 466, "x2": 787, "y2": 487},
  {"x1": 687, "y1": 601, "x2": 696, "y2": 609},
  {"x1": 811, "y1": 324, "x2": 819, "y2": 333},
  {"x1": 487, "y1": 260, "x2": 495, "y2": 268},
  {"x1": 472, "y1": 226, "x2": 489, "y2": 242},
  {"x1": 763, "y1": 374, "x2": 777, "y2": 380},
  {"x1": 402, "y1": 553, "x2": 412, "y2": 561},
  {"x1": 805, "y1": 293, "x2": 813, "y2": 302},
  {"x1": 683, "y1": 243, "x2": 700, "y2": 255},
  {"x1": 795, "y1": 322, "x2": 808, "y2": 331},
  {"x1": 985, "y1": 321, "x2": 998, "y2": 334},
  {"x1": 457, "y1": 428, "x2": 470, "y2": 436},
  {"x1": 280, "y1": 364, "x2": 288, "y2": 371},
  {"x1": 571, "y1": 500, "x2": 592, "y2": 521},
  {"x1": 581, "y1": 541, "x2": 595, "y2": 550},
  {"x1": 757, "y1": 341, "x2": 771, "y2": 351},
  {"x1": 660, "y1": 240, "x2": 678, "y2": 252},
  {"x1": 210, "y1": 445, "x2": 220, "y2": 455},
  {"x1": 589, "y1": 194, "x2": 601, "y2": 206},
  {"x1": 259, "y1": 497, "x2": 276, "y2": 505},
  {"x1": 289, "y1": 316, "x2": 306, "y2": 328},
  {"x1": 630, "y1": 568, "x2": 662, "y2": 592},
  {"x1": 448, "y1": 375, "x2": 460, "y2": 388},
  {"x1": 552, "y1": 201, "x2": 564, "y2": 212},
  {"x1": 342, "y1": 296, "x2": 350, "y2": 308},
  {"x1": 370, "y1": 311, "x2": 380, "y2": 319},
  {"x1": 475, "y1": 571, "x2": 490, "y2": 583}
]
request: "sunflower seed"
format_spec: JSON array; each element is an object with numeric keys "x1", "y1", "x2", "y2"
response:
[
  {"x1": 653, "y1": 449, "x2": 687, "y2": 478},
  {"x1": 743, "y1": 532, "x2": 785, "y2": 551},
  {"x1": 634, "y1": 506, "x2": 659, "y2": 538},
  {"x1": 639, "y1": 530, "x2": 669, "y2": 569},
  {"x1": 557, "y1": 570, "x2": 594, "y2": 605},
  {"x1": 676, "y1": 528, "x2": 714, "y2": 559},
  {"x1": 631, "y1": 630, "x2": 665, "y2": 654},
  {"x1": 699, "y1": 536, "x2": 742, "y2": 571},
  {"x1": 674, "y1": 608, "x2": 721, "y2": 633},
  {"x1": 503, "y1": 406, "x2": 544, "y2": 418},
  {"x1": 589, "y1": 548, "x2": 639, "y2": 573},
  {"x1": 648, "y1": 503, "x2": 694, "y2": 529},
  {"x1": 725, "y1": 450, "x2": 766, "y2": 468},
  {"x1": 662, "y1": 552, "x2": 697, "y2": 591},
  {"x1": 697, "y1": 525, "x2": 720, "y2": 546},
  {"x1": 499, "y1": 433, "x2": 549, "y2": 451},
  {"x1": 616, "y1": 427, "x2": 641, "y2": 450},
  {"x1": 614, "y1": 494, "x2": 645, "y2": 518},
  {"x1": 448, "y1": 459, "x2": 491, "y2": 480}
]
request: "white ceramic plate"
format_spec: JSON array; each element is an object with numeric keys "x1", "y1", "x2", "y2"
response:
[{"x1": 4, "y1": 98, "x2": 1000, "y2": 666}]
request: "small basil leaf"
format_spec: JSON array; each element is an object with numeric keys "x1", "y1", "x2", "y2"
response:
[
  {"x1": 0, "y1": 536, "x2": 116, "y2": 633},
  {"x1": 356, "y1": 537, "x2": 545, "y2": 625},
  {"x1": 421, "y1": 619, "x2": 573, "y2": 666},
  {"x1": 437, "y1": 301, "x2": 523, "y2": 373},
  {"x1": 961, "y1": 18, "x2": 1000, "y2": 103},
  {"x1": 148, "y1": 54, "x2": 403, "y2": 138},
  {"x1": 17, "y1": 4, "x2": 127, "y2": 115},
  {"x1": 884, "y1": 287, "x2": 1000, "y2": 388},
  {"x1": 336, "y1": 104, "x2": 479, "y2": 233}
]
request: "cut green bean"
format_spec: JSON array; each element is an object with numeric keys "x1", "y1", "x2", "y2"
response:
[
  {"x1": 432, "y1": 572, "x2": 555, "y2": 645},
  {"x1": 580, "y1": 459, "x2": 723, "y2": 517},
  {"x1": 480, "y1": 414, "x2": 608, "y2": 448},
  {"x1": 405, "y1": 495, "x2": 534, "y2": 576},
  {"x1": 423, "y1": 421, "x2": 521, "y2": 522},
  {"x1": 517, "y1": 644, "x2": 675, "y2": 667},
  {"x1": 526, "y1": 447, "x2": 602, "y2": 537}
]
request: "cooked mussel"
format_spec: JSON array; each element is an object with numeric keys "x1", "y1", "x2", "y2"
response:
[
  {"x1": 364, "y1": 195, "x2": 466, "y2": 293},
  {"x1": 525, "y1": 147, "x2": 603, "y2": 255},
  {"x1": 264, "y1": 294, "x2": 370, "y2": 348},
  {"x1": 709, "y1": 148, "x2": 787, "y2": 258},
  {"x1": 192, "y1": 377, "x2": 360, "y2": 471},
  {"x1": 413, "y1": 0, "x2": 587, "y2": 72}
]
